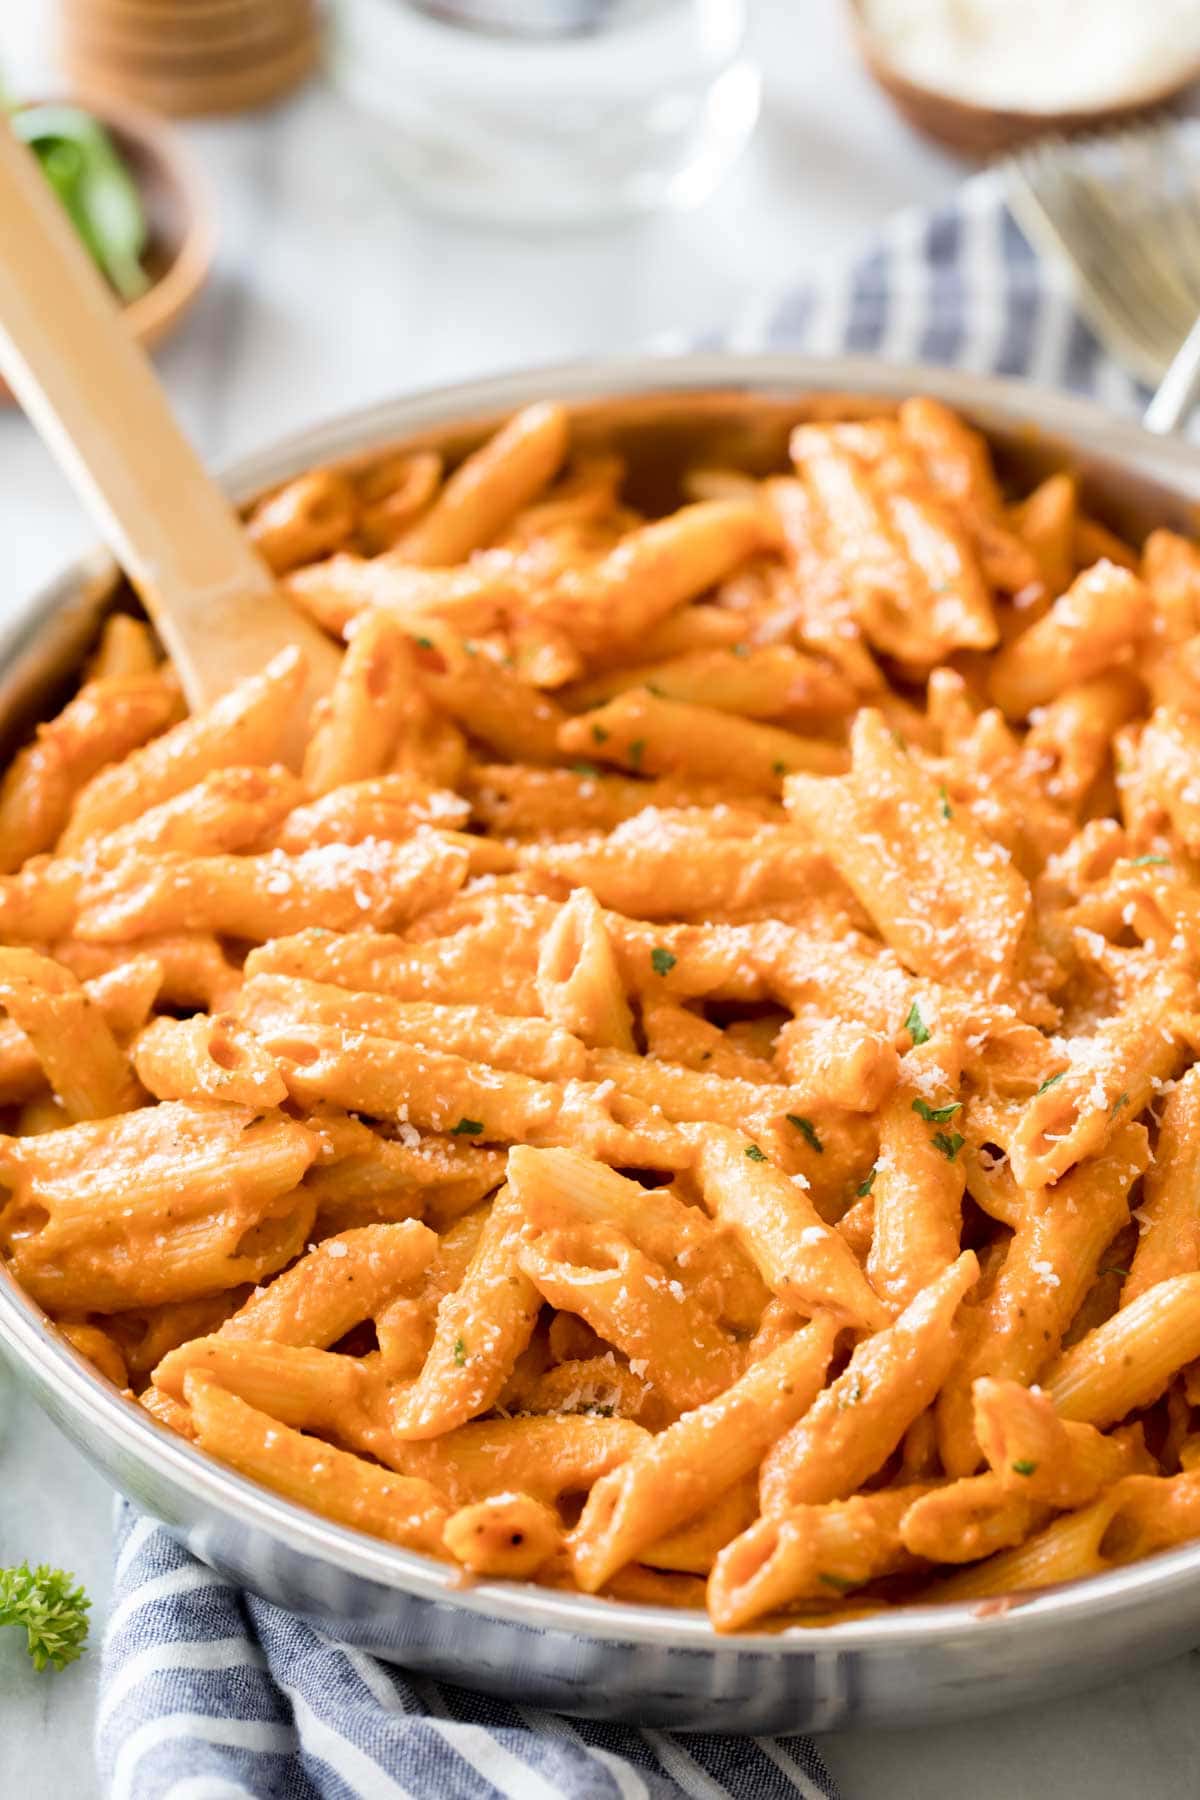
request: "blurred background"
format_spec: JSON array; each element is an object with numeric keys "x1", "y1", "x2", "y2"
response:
[
  {"x1": 0, "y1": 2, "x2": 967, "y2": 609},
  {"x1": 3, "y1": 3, "x2": 1200, "y2": 603}
]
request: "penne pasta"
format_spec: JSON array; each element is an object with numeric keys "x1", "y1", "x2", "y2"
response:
[
  {"x1": 760, "y1": 1252, "x2": 979, "y2": 1513},
  {"x1": 10, "y1": 395, "x2": 1200, "y2": 1632},
  {"x1": 571, "y1": 1315, "x2": 839, "y2": 1591},
  {"x1": 935, "y1": 1125, "x2": 1149, "y2": 1475},
  {"x1": 690, "y1": 1126, "x2": 888, "y2": 1331},
  {"x1": 60, "y1": 647, "x2": 308, "y2": 849}
]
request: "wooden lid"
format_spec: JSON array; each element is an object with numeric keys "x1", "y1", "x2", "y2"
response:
[{"x1": 59, "y1": 0, "x2": 321, "y2": 117}]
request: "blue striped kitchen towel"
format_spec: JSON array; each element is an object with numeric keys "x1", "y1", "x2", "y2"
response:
[{"x1": 96, "y1": 161, "x2": 1149, "y2": 1800}]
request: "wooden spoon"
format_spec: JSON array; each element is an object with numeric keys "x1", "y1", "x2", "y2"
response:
[{"x1": 0, "y1": 117, "x2": 338, "y2": 761}]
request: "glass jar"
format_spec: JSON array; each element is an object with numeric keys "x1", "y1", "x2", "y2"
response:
[{"x1": 329, "y1": 0, "x2": 760, "y2": 226}]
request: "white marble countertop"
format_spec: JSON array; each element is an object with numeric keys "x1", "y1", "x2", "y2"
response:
[{"x1": 0, "y1": 4, "x2": 1198, "y2": 1794}]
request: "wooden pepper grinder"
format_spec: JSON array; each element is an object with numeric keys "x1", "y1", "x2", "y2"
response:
[{"x1": 59, "y1": 0, "x2": 323, "y2": 118}]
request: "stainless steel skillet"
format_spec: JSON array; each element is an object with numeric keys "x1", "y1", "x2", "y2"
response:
[{"x1": 2, "y1": 351, "x2": 1200, "y2": 1733}]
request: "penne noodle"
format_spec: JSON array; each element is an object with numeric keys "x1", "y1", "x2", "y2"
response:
[
  {"x1": 571, "y1": 1315, "x2": 839, "y2": 1591},
  {"x1": 545, "y1": 499, "x2": 775, "y2": 656},
  {"x1": 536, "y1": 886, "x2": 636, "y2": 1052},
  {"x1": 60, "y1": 646, "x2": 309, "y2": 849},
  {"x1": 0, "y1": 1102, "x2": 318, "y2": 1312},
  {"x1": 220, "y1": 1220, "x2": 437, "y2": 1348},
  {"x1": 691, "y1": 1126, "x2": 888, "y2": 1331},
  {"x1": 272, "y1": 774, "x2": 469, "y2": 851},
  {"x1": 0, "y1": 672, "x2": 179, "y2": 872},
  {"x1": 75, "y1": 831, "x2": 468, "y2": 943},
  {"x1": 246, "y1": 468, "x2": 358, "y2": 573},
  {"x1": 364, "y1": 1413, "x2": 648, "y2": 1509},
  {"x1": 760, "y1": 1252, "x2": 979, "y2": 1513},
  {"x1": 1124, "y1": 1063, "x2": 1200, "y2": 1305},
  {"x1": 508, "y1": 1145, "x2": 767, "y2": 1334},
  {"x1": 866, "y1": 1044, "x2": 965, "y2": 1313},
  {"x1": 186, "y1": 1375, "x2": 450, "y2": 1554},
  {"x1": 133, "y1": 1013, "x2": 288, "y2": 1109},
  {"x1": 519, "y1": 1223, "x2": 745, "y2": 1411},
  {"x1": 0, "y1": 946, "x2": 143, "y2": 1120},
  {"x1": 1046, "y1": 1272, "x2": 1200, "y2": 1428},
  {"x1": 237, "y1": 970, "x2": 587, "y2": 1081},
  {"x1": 786, "y1": 709, "x2": 1047, "y2": 1012},
  {"x1": 398, "y1": 402, "x2": 570, "y2": 565},
  {"x1": 988, "y1": 562, "x2": 1151, "y2": 719},
  {"x1": 935, "y1": 1125, "x2": 1149, "y2": 1475},
  {"x1": 389, "y1": 1187, "x2": 542, "y2": 1439},
  {"x1": 709, "y1": 1484, "x2": 927, "y2": 1632}
]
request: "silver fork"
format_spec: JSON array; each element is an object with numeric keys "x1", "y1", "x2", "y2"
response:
[{"x1": 1006, "y1": 117, "x2": 1200, "y2": 433}]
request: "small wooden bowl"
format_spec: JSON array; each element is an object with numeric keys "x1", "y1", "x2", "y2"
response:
[
  {"x1": 4, "y1": 93, "x2": 214, "y2": 397},
  {"x1": 848, "y1": 0, "x2": 1200, "y2": 157}
]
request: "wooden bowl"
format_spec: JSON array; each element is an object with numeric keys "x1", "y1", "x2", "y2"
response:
[
  {"x1": 847, "y1": 0, "x2": 1200, "y2": 157},
  {"x1": 4, "y1": 93, "x2": 214, "y2": 398}
]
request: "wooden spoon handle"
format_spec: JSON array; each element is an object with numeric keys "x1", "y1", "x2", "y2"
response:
[{"x1": 0, "y1": 120, "x2": 337, "y2": 719}]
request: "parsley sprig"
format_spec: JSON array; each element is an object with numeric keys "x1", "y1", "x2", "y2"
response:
[{"x1": 0, "y1": 1562, "x2": 90, "y2": 1672}]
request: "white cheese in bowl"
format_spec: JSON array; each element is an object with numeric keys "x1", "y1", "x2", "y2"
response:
[{"x1": 860, "y1": 0, "x2": 1200, "y2": 113}]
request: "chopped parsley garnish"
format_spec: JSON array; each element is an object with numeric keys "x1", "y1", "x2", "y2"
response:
[
  {"x1": 650, "y1": 946, "x2": 677, "y2": 976},
  {"x1": 592, "y1": 724, "x2": 609, "y2": 744},
  {"x1": 628, "y1": 738, "x2": 646, "y2": 769},
  {"x1": 453, "y1": 1338, "x2": 467, "y2": 1366},
  {"x1": 646, "y1": 682, "x2": 665, "y2": 697},
  {"x1": 912, "y1": 1098, "x2": 962, "y2": 1124},
  {"x1": 413, "y1": 635, "x2": 434, "y2": 650},
  {"x1": 838, "y1": 1375, "x2": 865, "y2": 1409},
  {"x1": 1100, "y1": 1265, "x2": 1131, "y2": 1280},
  {"x1": 771, "y1": 759, "x2": 788, "y2": 777},
  {"x1": 1011, "y1": 1459, "x2": 1037, "y2": 1478},
  {"x1": 744, "y1": 1144, "x2": 767, "y2": 1163},
  {"x1": 732, "y1": 642, "x2": 750, "y2": 658},
  {"x1": 1132, "y1": 855, "x2": 1170, "y2": 868},
  {"x1": 932, "y1": 1131, "x2": 965, "y2": 1162},
  {"x1": 787, "y1": 1114, "x2": 823, "y2": 1153},
  {"x1": 938, "y1": 784, "x2": 953, "y2": 821},
  {"x1": 904, "y1": 1000, "x2": 930, "y2": 1046},
  {"x1": 1110, "y1": 1092, "x2": 1130, "y2": 1117},
  {"x1": 570, "y1": 760, "x2": 600, "y2": 777},
  {"x1": 0, "y1": 1563, "x2": 90, "y2": 1672},
  {"x1": 451, "y1": 1117, "x2": 484, "y2": 1136},
  {"x1": 1037, "y1": 1071, "x2": 1066, "y2": 1095},
  {"x1": 818, "y1": 1572, "x2": 856, "y2": 1592},
  {"x1": 857, "y1": 1167, "x2": 878, "y2": 1198}
]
